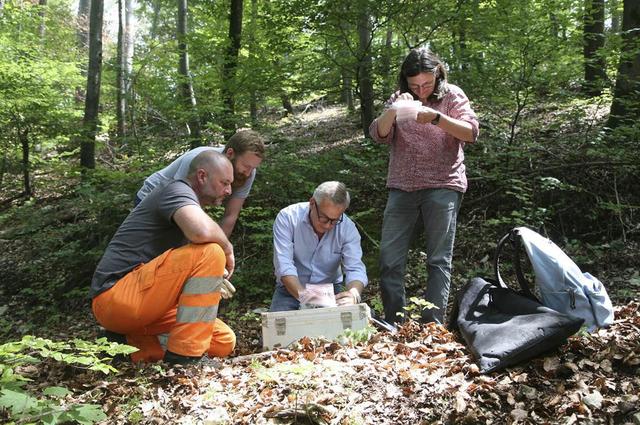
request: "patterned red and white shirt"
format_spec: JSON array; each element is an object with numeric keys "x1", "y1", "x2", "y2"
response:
[{"x1": 369, "y1": 84, "x2": 479, "y2": 193}]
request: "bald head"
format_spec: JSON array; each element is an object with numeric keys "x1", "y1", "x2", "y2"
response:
[
  {"x1": 187, "y1": 150, "x2": 231, "y2": 178},
  {"x1": 187, "y1": 150, "x2": 233, "y2": 206}
]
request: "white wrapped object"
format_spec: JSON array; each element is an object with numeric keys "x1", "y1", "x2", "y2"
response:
[
  {"x1": 391, "y1": 99, "x2": 422, "y2": 122},
  {"x1": 299, "y1": 283, "x2": 337, "y2": 309}
]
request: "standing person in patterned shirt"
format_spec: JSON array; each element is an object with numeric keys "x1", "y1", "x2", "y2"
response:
[{"x1": 369, "y1": 48, "x2": 479, "y2": 325}]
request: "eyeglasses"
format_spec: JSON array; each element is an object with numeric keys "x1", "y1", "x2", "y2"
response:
[
  {"x1": 313, "y1": 201, "x2": 344, "y2": 225},
  {"x1": 408, "y1": 81, "x2": 435, "y2": 92}
]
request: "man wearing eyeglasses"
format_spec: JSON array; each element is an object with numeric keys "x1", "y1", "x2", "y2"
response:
[{"x1": 269, "y1": 181, "x2": 368, "y2": 311}]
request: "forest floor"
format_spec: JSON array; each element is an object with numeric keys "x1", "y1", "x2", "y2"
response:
[
  {"x1": 10, "y1": 297, "x2": 640, "y2": 424},
  {"x1": 2, "y1": 106, "x2": 640, "y2": 424}
]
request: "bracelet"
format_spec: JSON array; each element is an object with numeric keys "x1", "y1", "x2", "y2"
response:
[{"x1": 431, "y1": 112, "x2": 441, "y2": 125}]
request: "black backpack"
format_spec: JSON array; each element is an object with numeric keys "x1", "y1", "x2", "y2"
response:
[{"x1": 450, "y1": 230, "x2": 585, "y2": 373}]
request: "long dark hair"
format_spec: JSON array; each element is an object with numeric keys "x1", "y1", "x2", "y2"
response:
[{"x1": 398, "y1": 48, "x2": 449, "y2": 102}]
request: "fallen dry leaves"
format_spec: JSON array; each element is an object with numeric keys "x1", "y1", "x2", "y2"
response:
[{"x1": 9, "y1": 302, "x2": 640, "y2": 424}]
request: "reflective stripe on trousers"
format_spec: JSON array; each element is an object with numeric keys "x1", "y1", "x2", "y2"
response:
[{"x1": 92, "y1": 242, "x2": 236, "y2": 362}]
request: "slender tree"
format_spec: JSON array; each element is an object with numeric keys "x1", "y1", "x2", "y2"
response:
[
  {"x1": 80, "y1": 0, "x2": 103, "y2": 169},
  {"x1": 357, "y1": 8, "x2": 374, "y2": 137},
  {"x1": 583, "y1": 0, "x2": 607, "y2": 96},
  {"x1": 176, "y1": 0, "x2": 201, "y2": 147},
  {"x1": 609, "y1": 0, "x2": 621, "y2": 34},
  {"x1": 607, "y1": 0, "x2": 640, "y2": 129},
  {"x1": 37, "y1": 0, "x2": 46, "y2": 39},
  {"x1": 222, "y1": 0, "x2": 243, "y2": 136},
  {"x1": 117, "y1": 0, "x2": 126, "y2": 139},
  {"x1": 19, "y1": 124, "x2": 30, "y2": 196},
  {"x1": 341, "y1": 71, "x2": 354, "y2": 112},
  {"x1": 248, "y1": 0, "x2": 258, "y2": 122},
  {"x1": 116, "y1": 0, "x2": 134, "y2": 141},
  {"x1": 150, "y1": 0, "x2": 161, "y2": 38},
  {"x1": 77, "y1": 0, "x2": 90, "y2": 50},
  {"x1": 76, "y1": 0, "x2": 90, "y2": 105}
]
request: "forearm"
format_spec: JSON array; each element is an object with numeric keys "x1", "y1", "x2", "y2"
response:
[
  {"x1": 219, "y1": 216, "x2": 236, "y2": 238},
  {"x1": 174, "y1": 205, "x2": 231, "y2": 251},
  {"x1": 437, "y1": 114, "x2": 474, "y2": 142},
  {"x1": 375, "y1": 109, "x2": 397, "y2": 138},
  {"x1": 281, "y1": 275, "x2": 305, "y2": 299},
  {"x1": 220, "y1": 197, "x2": 244, "y2": 238}
]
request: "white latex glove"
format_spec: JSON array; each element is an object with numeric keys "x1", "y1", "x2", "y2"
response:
[
  {"x1": 220, "y1": 278, "x2": 236, "y2": 299},
  {"x1": 336, "y1": 288, "x2": 361, "y2": 306},
  {"x1": 220, "y1": 269, "x2": 236, "y2": 299}
]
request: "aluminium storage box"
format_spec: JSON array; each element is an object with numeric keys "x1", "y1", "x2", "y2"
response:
[{"x1": 261, "y1": 303, "x2": 371, "y2": 350}]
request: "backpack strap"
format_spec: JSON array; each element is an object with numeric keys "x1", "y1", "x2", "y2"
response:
[{"x1": 495, "y1": 228, "x2": 537, "y2": 300}]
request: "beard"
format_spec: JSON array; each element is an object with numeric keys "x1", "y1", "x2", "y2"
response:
[
  {"x1": 231, "y1": 159, "x2": 250, "y2": 190},
  {"x1": 232, "y1": 171, "x2": 249, "y2": 190}
]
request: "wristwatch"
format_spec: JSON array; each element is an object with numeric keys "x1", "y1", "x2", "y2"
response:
[{"x1": 431, "y1": 112, "x2": 441, "y2": 125}]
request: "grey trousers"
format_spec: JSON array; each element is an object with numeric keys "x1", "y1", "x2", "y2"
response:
[{"x1": 379, "y1": 188, "x2": 462, "y2": 325}]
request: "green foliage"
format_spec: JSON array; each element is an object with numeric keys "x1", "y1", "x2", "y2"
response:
[
  {"x1": 0, "y1": 0, "x2": 83, "y2": 195},
  {"x1": 403, "y1": 297, "x2": 438, "y2": 321},
  {"x1": 0, "y1": 387, "x2": 106, "y2": 425},
  {"x1": 337, "y1": 324, "x2": 377, "y2": 345},
  {"x1": 0, "y1": 335, "x2": 136, "y2": 424}
]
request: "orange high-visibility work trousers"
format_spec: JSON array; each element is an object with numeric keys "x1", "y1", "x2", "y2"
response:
[{"x1": 92, "y1": 242, "x2": 236, "y2": 362}]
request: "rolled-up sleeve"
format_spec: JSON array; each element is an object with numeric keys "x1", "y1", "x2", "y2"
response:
[
  {"x1": 369, "y1": 117, "x2": 395, "y2": 145},
  {"x1": 273, "y1": 210, "x2": 298, "y2": 280},
  {"x1": 369, "y1": 92, "x2": 402, "y2": 144},
  {"x1": 341, "y1": 220, "x2": 368, "y2": 286},
  {"x1": 449, "y1": 88, "x2": 479, "y2": 143}
]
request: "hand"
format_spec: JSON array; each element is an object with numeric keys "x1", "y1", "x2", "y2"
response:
[
  {"x1": 416, "y1": 106, "x2": 438, "y2": 124},
  {"x1": 397, "y1": 92, "x2": 414, "y2": 101},
  {"x1": 336, "y1": 288, "x2": 361, "y2": 306},
  {"x1": 224, "y1": 250, "x2": 235, "y2": 279},
  {"x1": 219, "y1": 277, "x2": 236, "y2": 299}
]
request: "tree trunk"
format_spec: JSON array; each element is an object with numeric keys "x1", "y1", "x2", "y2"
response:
[
  {"x1": 222, "y1": 0, "x2": 243, "y2": 136},
  {"x1": 381, "y1": 27, "x2": 393, "y2": 80},
  {"x1": 150, "y1": 0, "x2": 161, "y2": 38},
  {"x1": 20, "y1": 128, "x2": 31, "y2": 196},
  {"x1": 177, "y1": 0, "x2": 201, "y2": 148},
  {"x1": 583, "y1": 0, "x2": 607, "y2": 96},
  {"x1": 342, "y1": 72, "x2": 354, "y2": 112},
  {"x1": 281, "y1": 95, "x2": 293, "y2": 116},
  {"x1": 609, "y1": 0, "x2": 621, "y2": 34},
  {"x1": 77, "y1": 0, "x2": 90, "y2": 50},
  {"x1": 357, "y1": 10, "x2": 374, "y2": 138},
  {"x1": 38, "y1": 0, "x2": 47, "y2": 40},
  {"x1": 117, "y1": 0, "x2": 126, "y2": 139},
  {"x1": 80, "y1": 0, "x2": 103, "y2": 170},
  {"x1": 607, "y1": 0, "x2": 640, "y2": 128},
  {"x1": 249, "y1": 0, "x2": 258, "y2": 123},
  {"x1": 76, "y1": 0, "x2": 90, "y2": 105},
  {"x1": 116, "y1": 0, "x2": 134, "y2": 141}
]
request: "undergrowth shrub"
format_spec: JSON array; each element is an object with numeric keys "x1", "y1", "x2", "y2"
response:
[{"x1": 0, "y1": 335, "x2": 137, "y2": 424}]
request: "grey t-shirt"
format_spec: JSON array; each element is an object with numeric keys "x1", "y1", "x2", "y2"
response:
[
  {"x1": 90, "y1": 179, "x2": 198, "y2": 298},
  {"x1": 136, "y1": 146, "x2": 256, "y2": 201}
]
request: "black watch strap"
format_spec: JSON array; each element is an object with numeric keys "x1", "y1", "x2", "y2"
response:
[{"x1": 431, "y1": 112, "x2": 441, "y2": 125}]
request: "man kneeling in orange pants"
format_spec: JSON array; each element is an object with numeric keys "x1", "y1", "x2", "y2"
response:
[{"x1": 90, "y1": 150, "x2": 237, "y2": 364}]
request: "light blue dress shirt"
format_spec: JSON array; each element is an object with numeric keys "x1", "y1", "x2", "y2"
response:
[{"x1": 273, "y1": 202, "x2": 368, "y2": 288}]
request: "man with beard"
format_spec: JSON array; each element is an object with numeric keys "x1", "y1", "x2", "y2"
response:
[
  {"x1": 91, "y1": 150, "x2": 238, "y2": 365},
  {"x1": 135, "y1": 129, "x2": 266, "y2": 236}
]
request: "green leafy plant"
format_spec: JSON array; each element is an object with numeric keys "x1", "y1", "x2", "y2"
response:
[
  {"x1": 337, "y1": 325, "x2": 377, "y2": 345},
  {"x1": 402, "y1": 297, "x2": 438, "y2": 321},
  {"x1": 0, "y1": 336, "x2": 137, "y2": 424},
  {"x1": 0, "y1": 386, "x2": 106, "y2": 425}
]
